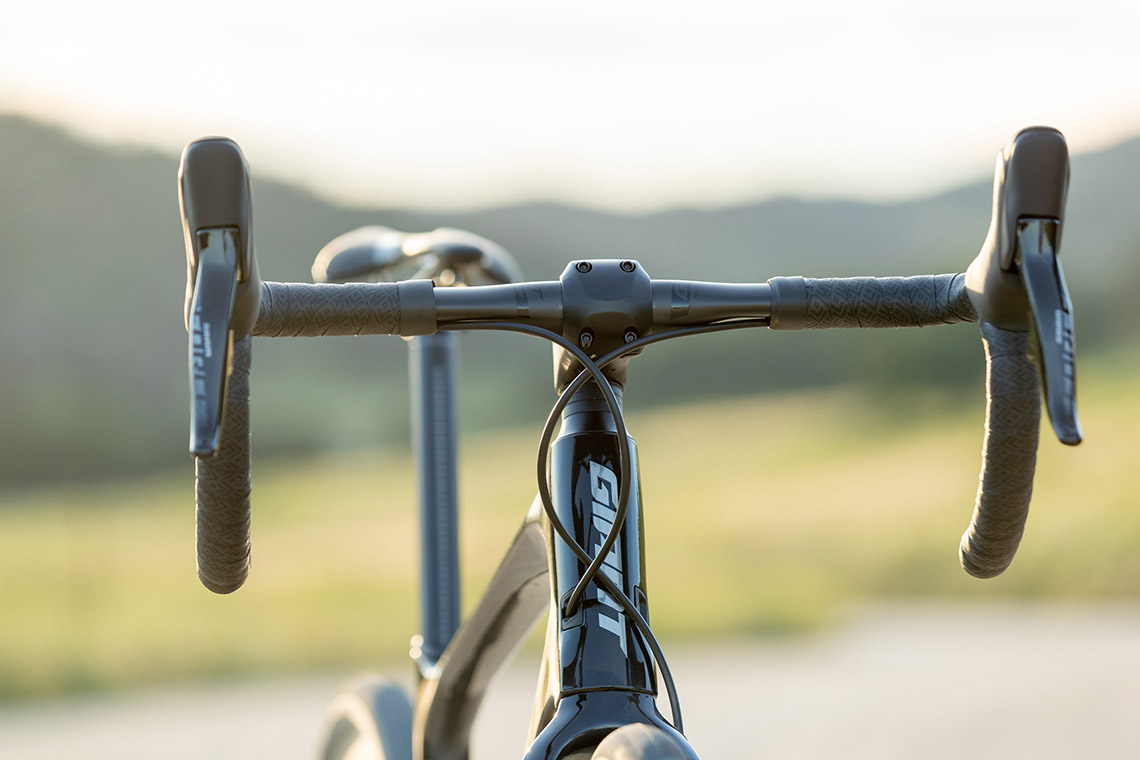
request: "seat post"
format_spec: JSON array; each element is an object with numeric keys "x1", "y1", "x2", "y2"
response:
[{"x1": 409, "y1": 331, "x2": 461, "y2": 668}]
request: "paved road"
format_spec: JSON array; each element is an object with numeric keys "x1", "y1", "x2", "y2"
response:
[{"x1": 2, "y1": 605, "x2": 1138, "y2": 759}]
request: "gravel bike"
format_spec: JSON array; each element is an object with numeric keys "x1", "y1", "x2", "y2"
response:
[{"x1": 179, "y1": 126, "x2": 1081, "y2": 759}]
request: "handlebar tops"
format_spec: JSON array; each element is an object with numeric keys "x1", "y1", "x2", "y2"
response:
[{"x1": 179, "y1": 127, "x2": 1081, "y2": 593}]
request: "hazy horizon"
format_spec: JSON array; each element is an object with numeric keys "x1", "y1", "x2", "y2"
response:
[
  {"x1": 7, "y1": 109, "x2": 1139, "y2": 220},
  {"x1": 3, "y1": 0, "x2": 1139, "y2": 213}
]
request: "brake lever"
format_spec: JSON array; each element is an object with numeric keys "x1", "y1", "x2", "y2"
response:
[
  {"x1": 179, "y1": 138, "x2": 261, "y2": 455},
  {"x1": 1017, "y1": 219, "x2": 1082, "y2": 444},
  {"x1": 187, "y1": 229, "x2": 239, "y2": 454}
]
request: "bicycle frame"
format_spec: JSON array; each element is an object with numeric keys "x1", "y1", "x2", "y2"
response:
[{"x1": 409, "y1": 373, "x2": 691, "y2": 760}]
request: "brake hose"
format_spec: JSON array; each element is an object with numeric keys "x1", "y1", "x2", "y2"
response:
[{"x1": 441, "y1": 317, "x2": 768, "y2": 732}]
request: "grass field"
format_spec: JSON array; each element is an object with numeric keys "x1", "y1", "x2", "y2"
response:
[{"x1": 1, "y1": 347, "x2": 1137, "y2": 701}]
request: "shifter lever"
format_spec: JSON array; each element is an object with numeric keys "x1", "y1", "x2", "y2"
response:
[
  {"x1": 1016, "y1": 218, "x2": 1082, "y2": 444},
  {"x1": 187, "y1": 228, "x2": 239, "y2": 454}
]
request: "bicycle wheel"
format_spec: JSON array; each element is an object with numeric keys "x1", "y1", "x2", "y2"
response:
[
  {"x1": 590, "y1": 724, "x2": 691, "y2": 760},
  {"x1": 319, "y1": 675, "x2": 413, "y2": 760}
]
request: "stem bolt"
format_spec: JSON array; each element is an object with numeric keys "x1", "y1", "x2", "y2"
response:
[
  {"x1": 624, "y1": 330, "x2": 638, "y2": 344},
  {"x1": 620, "y1": 261, "x2": 636, "y2": 272},
  {"x1": 576, "y1": 261, "x2": 592, "y2": 273},
  {"x1": 579, "y1": 329, "x2": 594, "y2": 348}
]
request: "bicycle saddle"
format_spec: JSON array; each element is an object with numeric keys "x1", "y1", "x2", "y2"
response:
[{"x1": 312, "y1": 225, "x2": 522, "y2": 285}]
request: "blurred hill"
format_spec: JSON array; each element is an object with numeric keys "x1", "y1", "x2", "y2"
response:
[{"x1": 1, "y1": 114, "x2": 1137, "y2": 486}]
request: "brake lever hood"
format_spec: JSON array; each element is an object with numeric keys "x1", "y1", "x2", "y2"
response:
[
  {"x1": 965, "y1": 126, "x2": 1081, "y2": 445},
  {"x1": 179, "y1": 138, "x2": 262, "y2": 455}
]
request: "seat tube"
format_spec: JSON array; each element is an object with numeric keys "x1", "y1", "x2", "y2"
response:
[{"x1": 409, "y1": 332, "x2": 461, "y2": 665}]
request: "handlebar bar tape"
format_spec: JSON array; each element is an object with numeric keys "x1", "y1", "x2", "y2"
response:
[
  {"x1": 767, "y1": 273, "x2": 976, "y2": 330},
  {"x1": 252, "y1": 281, "x2": 436, "y2": 337},
  {"x1": 958, "y1": 324, "x2": 1041, "y2": 578},
  {"x1": 770, "y1": 272, "x2": 1042, "y2": 578},
  {"x1": 195, "y1": 335, "x2": 252, "y2": 594}
]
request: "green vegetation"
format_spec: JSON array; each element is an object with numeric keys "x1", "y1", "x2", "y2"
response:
[{"x1": 1, "y1": 347, "x2": 1136, "y2": 701}]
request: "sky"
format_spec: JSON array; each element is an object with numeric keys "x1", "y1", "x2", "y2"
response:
[{"x1": 2, "y1": 0, "x2": 1139, "y2": 212}]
